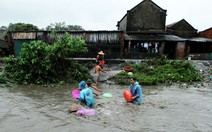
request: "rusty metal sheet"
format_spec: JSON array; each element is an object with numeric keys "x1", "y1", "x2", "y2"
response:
[{"x1": 12, "y1": 32, "x2": 36, "y2": 39}]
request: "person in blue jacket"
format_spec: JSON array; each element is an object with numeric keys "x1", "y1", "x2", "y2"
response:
[
  {"x1": 77, "y1": 81, "x2": 95, "y2": 107},
  {"x1": 129, "y1": 77, "x2": 142, "y2": 105}
]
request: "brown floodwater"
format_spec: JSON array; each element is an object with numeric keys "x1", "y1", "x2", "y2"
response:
[{"x1": 0, "y1": 83, "x2": 212, "y2": 132}]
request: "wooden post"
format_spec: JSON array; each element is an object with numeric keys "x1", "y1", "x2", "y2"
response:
[
  {"x1": 159, "y1": 42, "x2": 165, "y2": 55},
  {"x1": 120, "y1": 32, "x2": 124, "y2": 58},
  {"x1": 128, "y1": 40, "x2": 131, "y2": 53},
  {"x1": 176, "y1": 42, "x2": 186, "y2": 60}
]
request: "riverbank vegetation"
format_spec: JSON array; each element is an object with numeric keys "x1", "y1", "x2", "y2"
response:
[
  {"x1": 111, "y1": 56, "x2": 203, "y2": 85},
  {"x1": 0, "y1": 31, "x2": 204, "y2": 86},
  {"x1": 1, "y1": 31, "x2": 91, "y2": 85}
]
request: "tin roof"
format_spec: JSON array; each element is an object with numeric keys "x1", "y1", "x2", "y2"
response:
[
  {"x1": 198, "y1": 27, "x2": 212, "y2": 33},
  {"x1": 188, "y1": 37, "x2": 212, "y2": 42},
  {"x1": 163, "y1": 35, "x2": 187, "y2": 41},
  {"x1": 124, "y1": 34, "x2": 186, "y2": 42}
]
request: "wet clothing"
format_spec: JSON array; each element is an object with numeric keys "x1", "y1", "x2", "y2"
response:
[
  {"x1": 93, "y1": 73, "x2": 100, "y2": 82},
  {"x1": 78, "y1": 81, "x2": 94, "y2": 107},
  {"x1": 78, "y1": 81, "x2": 86, "y2": 89},
  {"x1": 78, "y1": 88, "x2": 94, "y2": 107},
  {"x1": 99, "y1": 60, "x2": 105, "y2": 69},
  {"x1": 96, "y1": 55, "x2": 105, "y2": 68},
  {"x1": 129, "y1": 82, "x2": 142, "y2": 105},
  {"x1": 93, "y1": 65, "x2": 104, "y2": 83},
  {"x1": 78, "y1": 81, "x2": 95, "y2": 107}
]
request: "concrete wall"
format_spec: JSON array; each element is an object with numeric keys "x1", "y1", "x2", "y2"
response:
[
  {"x1": 166, "y1": 19, "x2": 197, "y2": 37},
  {"x1": 198, "y1": 28, "x2": 212, "y2": 39},
  {"x1": 127, "y1": 0, "x2": 166, "y2": 32},
  {"x1": 118, "y1": 15, "x2": 127, "y2": 31}
]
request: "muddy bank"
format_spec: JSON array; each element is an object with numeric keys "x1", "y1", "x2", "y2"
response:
[{"x1": 0, "y1": 83, "x2": 212, "y2": 132}]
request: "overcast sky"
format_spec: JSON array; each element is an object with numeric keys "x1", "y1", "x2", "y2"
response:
[{"x1": 1, "y1": 0, "x2": 211, "y2": 32}]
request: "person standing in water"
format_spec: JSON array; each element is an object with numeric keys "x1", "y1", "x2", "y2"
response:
[
  {"x1": 94, "y1": 62, "x2": 106, "y2": 86},
  {"x1": 129, "y1": 77, "x2": 142, "y2": 105}
]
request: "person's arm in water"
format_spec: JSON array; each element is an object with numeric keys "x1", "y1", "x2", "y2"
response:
[
  {"x1": 131, "y1": 86, "x2": 141, "y2": 100},
  {"x1": 91, "y1": 85, "x2": 103, "y2": 92},
  {"x1": 92, "y1": 91, "x2": 99, "y2": 96},
  {"x1": 132, "y1": 95, "x2": 139, "y2": 100}
]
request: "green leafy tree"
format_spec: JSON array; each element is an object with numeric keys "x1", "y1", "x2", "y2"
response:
[
  {"x1": 2, "y1": 32, "x2": 90, "y2": 84},
  {"x1": 7, "y1": 23, "x2": 39, "y2": 31},
  {"x1": 1, "y1": 23, "x2": 39, "y2": 40},
  {"x1": 67, "y1": 25, "x2": 84, "y2": 31},
  {"x1": 0, "y1": 26, "x2": 7, "y2": 30},
  {"x1": 46, "y1": 22, "x2": 84, "y2": 31}
]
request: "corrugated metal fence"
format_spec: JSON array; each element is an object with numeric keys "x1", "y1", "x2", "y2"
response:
[{"x1": 9, "y1": 31, "x2": 124, "y2": 58}]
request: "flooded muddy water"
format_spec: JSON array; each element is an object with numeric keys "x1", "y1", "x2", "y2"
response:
[{"x1": 0, "y1": 83, "x2": 212, "y2": 132}]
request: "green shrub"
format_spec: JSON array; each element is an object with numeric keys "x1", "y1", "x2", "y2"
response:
[
  {"x1": 2, "y1": 32, "x2": 91, "y2": 84},
  {"x1": 112, "y1": 57, "x2": 203, "y2": 85}
]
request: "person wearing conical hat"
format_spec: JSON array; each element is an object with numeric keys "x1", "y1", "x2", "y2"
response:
[
  {"x1": 96, "y1": 50, "x2": 105, "y2": 68},
  {"x1": 98, "y1": 51, "x2": 104, "y2": 55},
  {"x1": 93, "y1": 61, "x2": 106, "y2": 86}
]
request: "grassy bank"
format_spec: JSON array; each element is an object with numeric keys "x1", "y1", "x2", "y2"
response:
[{"x1": 110, "y1": 57, "x2": 203, "y2": 85}]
